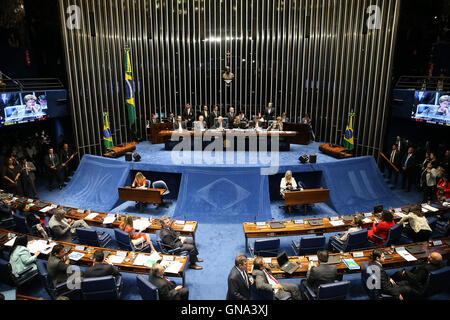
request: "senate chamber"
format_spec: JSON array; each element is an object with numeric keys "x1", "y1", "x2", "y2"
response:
[{"x1": 0, "y1": 0, "x2": 449, "y2": 312}]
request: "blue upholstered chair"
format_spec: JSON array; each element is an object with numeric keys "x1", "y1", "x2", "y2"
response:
[
  {"x1": 81, "y1": 275, "x2": 122, "y2": 300},
  {"x1": 36, "y1": 260, "x2": 80, "y2": 300},
  {"x1": 0, "y1": 258, "x2": 38, "y2": 288},
  {"x1": 75, "y1": 228, "x2": 112, "y2": 247},
  {"x1": 432, "y1": 220, "x2": 450, "y2": 238},
  {"x1": 248, "y1": 238, "x2": 280, "y2": 257},
  {"x1": 303, "y1": 280, "x2": 350, "y2": 300},
  {"x1": 156, "y1": 231, "x2": 189, "y2": 257},
  {"x1": 360, "y1": 262, "x2": 394, "y2": 300},
  {"x1": 329, "y1": 229, "x2": 369, "y2": 252},
  {"x1": 291, "y1": 235, "x2": 326, "y2": 256},
  {"x1": 114, "y1": 229, "x2": 150, "y2": 252},
  {"x1": 136, "y1": 275, "x2": 159, "y2": 300},
  {"x1": 12, "y1": 213, "x2": 28, "y2": 234},
  {"x1": 370, "y1": 224, "x2": 403, "y2": 247},
  {"x1": 152, "y1": 180, "x2": 171, "y2": 207},
  {"x1": 421, "y1": 266, "x2": 450, "y2": 298}
]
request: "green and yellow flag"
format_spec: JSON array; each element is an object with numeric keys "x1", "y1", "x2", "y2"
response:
[
  {"x1": 343, "y1": 112, "x2": 355, "y2": 151},
  {"x1": 124, "y1": 47, "x2": 136, "y2": 125},
  {"x1": 103, "y1": 112, "x2": 114, "y2": 149}
]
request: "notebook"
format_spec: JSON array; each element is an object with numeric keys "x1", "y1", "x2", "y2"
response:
[
  {"x1": 342, "y1": 215, "x2": 354, "y2": 222},
  {"x1": 406, "y1": 245, "x2": 425, "y2": 255},
  {"x1": 269, "y1": 222, "x2": 285, "y2": 229},
  {"x1": 309, "y1": 220, "x2": 324, "y2": 226},
  {"x1": 324, "y1": 255, "x2": 341, "y2": 265}
]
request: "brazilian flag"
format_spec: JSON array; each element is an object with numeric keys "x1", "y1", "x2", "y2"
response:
[
  {"x1": 103, "y1": 112, "x2": 114, "y2": 149},
  {"x1": 124, "y1": 47, "x2": 136, "y2": 125},
  {"x1": 343, "y1": 112, "x2": 355, "y2": 151}
]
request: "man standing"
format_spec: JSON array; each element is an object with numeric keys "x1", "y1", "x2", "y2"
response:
[
  {"x1": 210, "y1": 105, "x2": 221, "y2": 128},
  {"x1": 149, "y1": 263, "x2": 189, "y2": 300},
  {"x1": 200, "y1": 106, "x2": 210, "y2": 128},
  {"x1": 43, "y1": 147, "x2": 64, "y2": 191},
  {"x1": 226, "y1": 254, "x2": 254, "y2": 300},
  {"x1": 182, "y1": 103, "x2": 194, "y2": 129},
  {"x1": 226, "y1": 107, "x2": 236, "y2": 128},
  {"x1": 401, "y1": 147, "x2": 417, "y2": 192},
  {"x1": 387, "y1": 143, "x2": 401, "y2": 187},
  {"x1": 264, "y1": 102, "x2": 275, "y2": 121},
  {"x1": 159, "y1": 216, "x2": 203, "y2": 270},
  {"x1": 59, "y1": 143, "x2": 75, "y2": 182}
]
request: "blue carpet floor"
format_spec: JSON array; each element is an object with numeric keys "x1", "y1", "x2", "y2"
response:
[{"x1": 3, "y1": 143, "x2": 448, "y2": 300}]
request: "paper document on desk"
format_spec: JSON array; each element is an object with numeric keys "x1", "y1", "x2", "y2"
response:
[
  {"x1": 39, "y1": 206, "x2": 53, "y2": 213},
  {"x1": 183, "y1": 224, "x2": 194, "y2": 232},
  {"x1": 85, "y1": 212, "x2": 99, "y2": 220},
  {"x1": 68, "y1": 252, "x2": 85, "y2": 261},
  {"x1": 103, "y1": 214, "x2": 116, "y2": 224},
  {"x1": 362, "y1": 218, "x2": 372, "y2": 224},
  {"x1": 394, "y1": 212, "x2": 407, "y2": 218},
  {"x1": 108, "y1": 255, "x2": 126, "y2": 264},
  {"x1": 4, "y1": 237, "x2": 16, "y2": 247},
  {"x1": 422, "y1": 204, "x2": 438, "y2": 212},
  {"x1": 174, "y1": 220, "x2": 185, "y2": 225},
  {"x1": 27, "y1": 240, "x2": 54, "y2": 254},
  {"x1": 395, "y1": 247, "x2": 417, "y2": 262},
  {"x1": 162, "y1": 261, "x2": 183, "y2": 274},
  {"x1": 329, "y1": 220, "x2": 344, "y2": 226},
  {"x1": 133, "y1": 219, "x2": 150, "y2": 231}
]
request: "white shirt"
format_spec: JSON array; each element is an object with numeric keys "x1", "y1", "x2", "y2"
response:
[
  {"x1": 425, "y1": 168, "x2": 437, "y2": 187},
  {"x1": 263, "y1": 269, "x2": 279, "y2": 293},
  {"x1": 280, "y1": 177, "x2": 299, "y2": 193},
  {"x1": 236, "y1": 266, "x2": 249, "y2": 288}
]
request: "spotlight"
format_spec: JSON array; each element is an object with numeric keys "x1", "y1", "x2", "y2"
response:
[
  {"x1": 309, "y1": 154, "x2": 317, "y2": 163},
  {"x1": 133, "y1": 152, "x2": 141, "y2": 162},
  {"x1": 298, "y1": 154, "x2": 309, "y2": 164},
  {"x1": 125, "y1": 152, "x2": 132, "y2": 162}
]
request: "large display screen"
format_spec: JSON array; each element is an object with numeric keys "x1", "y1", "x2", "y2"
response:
[
  {"x1": 0, "y1": 90, "x2": 68, "y2": 127},
  {"x1": 412, "y1": 91, "x2": 450, "y2": 126}
]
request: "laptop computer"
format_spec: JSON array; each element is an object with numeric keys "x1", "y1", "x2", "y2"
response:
[
  {"x1": 324, "y1": 255, "x2": 341, "y2": 264},
  {"x1": 276, "y1": 251, "x2": 299, "y2": 275},
  {"x1": 309, "y1": 220, "x2": 324, "y2": 226},
  {"x1": 269, "y1": 222, "x2": 286, "y2": 229},
  {"x1": 342, "y1": 215, "x2": 354, "y2": 222},
  {"x1": 406, "y1": 245, "x2": 425, "y2": 255}
]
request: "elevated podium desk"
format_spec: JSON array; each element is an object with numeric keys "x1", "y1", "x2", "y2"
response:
[
  {"x1": 247, "y1": 237, "x2": 450, "y2": 279},
  {"x1": 118, "y1": 187, "x2": 166, "y2": 211},
  {"x1": 150, "y1": 122, "x2": 174, "y2": 144},
  {"x1": 284, "y1": 188, "x2": 330, "y2": 212}
]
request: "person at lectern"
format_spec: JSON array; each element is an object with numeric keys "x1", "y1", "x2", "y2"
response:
[
  {"x1": 132, "y1": 172, "x2": 147, "y2": 188},
  {"x1": 280, "y1": 170, "x2": 301, "y2": 213},
  {"x1": 215, "y1": 116, "x2": 226, "y2": 130}
]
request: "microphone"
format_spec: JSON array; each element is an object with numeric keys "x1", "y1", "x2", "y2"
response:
[
  {"x1": 184, "y1": 215, "x2": 187, "y2": 222},
  {"x1": 254, "y1": 216, "x2": 256, "y2": 223}
]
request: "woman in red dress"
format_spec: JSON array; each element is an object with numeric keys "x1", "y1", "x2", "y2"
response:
[
  {"x1": 119, "y1": 215, "x2": 155, "y2": 252},
  {"x1": 436, "y1": 175, "x2": 449, "y2": 200},
  {"x1": 368, "y1": 210, "x2": 395, "y2": 246}
]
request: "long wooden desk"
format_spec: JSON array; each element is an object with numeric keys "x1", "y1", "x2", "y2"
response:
[
  {"x1": 284, "y1": 188, "x2": 330, "y2": 207},
  {"x1": 118, "y1": 186, "x2": 165, "y2": 204},
  {"x1": 0, "y1": 228, "x2": 188, "y2": 286},
  {"x1": 1, "y1": 193, "x2": 198, "y2": 240},
  {"x1": 103, "y1": 142, "x2": 137, "y2": 158},
  {"x1": 247, "y1": 237, "x2": 450, "y2": 279},
  {"x1": 158, "y1": 129, "x2": 298, "y2": 138},
  {"x1": 243, "y1": 202, "x2": 449, "y2": 251}
]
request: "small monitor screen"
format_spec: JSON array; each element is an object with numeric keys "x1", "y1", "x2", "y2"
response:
[{"x1": 411, "y1": 91, "x2": 450, "y2": 126}]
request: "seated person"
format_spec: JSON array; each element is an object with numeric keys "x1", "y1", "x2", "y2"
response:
[
  {"x1": 84, "y1": 249, "x2": 121, "y2": 282},
  {"x1": 391, "y1": 251, "x2": 444, "y2": 297},
  {"x1": 232, "y1": 116, "x2": 248, "y2": 129},
  {"x1": 173, "y1": 115, "x2": 186, "y2": 131},
  {"x1": 119, "y1": 215, "x2": 156, "y2": 252},
  {"x1": 214, "y1": 116, "x2": 226, "y2": 130},
  {"x1": 149, "y1": 263, "x2": 189, "y2": 300},
  {"x1": 397, "y1": 205, "x2": 432, "y2": 242},
  {"x1": 280, "y1": 170, "x2": 301, "y2": 213},
  {"x1": 238, "y1": 111, "x2": 247, "y2": 122},
  {"x1": 250, "y1": 116, "x2": 262, "y2": 129},
  {"x1": 132, "y1": 172, "x2": 147, "y2": 188},
  {"x1": 268, "y1": 116, "x2": 283, "y2": 131},
  {"x1": 281, "y1": 112, "x2": 289, "y2": 123},
  {"x1": 332, "y1": 215, "x2": 364, "y2": 242},
  {"x1": 301, "y1": 250, "x2": 340, "y2": 298},
  {"x1": 367, "y1": 210, "x2": 395, "y2": 246},
  {"x1": 368, "y1": 249, "x2": 411, "y2": 300},
  {"x1": 435, "y1": 95, "x2": 450, "y2": 116},
  {"x1": 49, "y1": 209, "x2": 91, "y2": 243},
  {"x1": 0, "y1": 199, "x2": 14, "y2": 224},
  {"x1": 193, "y1": 115, "x2": 207, "y2": 131},
  {"x1": 159, "y1": 215, "x2": 203, "y2": 270},
  {"x1": 9, "y1": 234, "x2": 40, "y2": 278},
  {"x1": 19, "y1": 203, "x2": 48, "y2": 239},
  {"x1": 252, "y1": 256, "x2": 301, "y2": 300},
  {"x1": 47, "y1": 244, "x2": 74, "y2": 285}
]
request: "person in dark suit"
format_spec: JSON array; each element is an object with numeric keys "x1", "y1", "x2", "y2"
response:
[
  {"x1": 182, "y1": 103, "x2": 194, "y2": 128},
  {"x1": 84, "y1": 250, "x2": 121, "y2": 282},
  {"x1": 226, "y1": 107, "x2": 236, "y2": 128},
  {"x1": 159, "y1": 216, "x2": 203, "y2": 270},
  {"x1": 226, "y1": 254, "x2": 254, "y2": 300},
  {"x1": 264, "y1": 102, "x2": 275, "y2": 121},
  {"x1": 168, "y1": 112, "x2": 176, "y2": 124},
  {"x1": 43, "y1": 147, "x2": 64, "y2": 191},
  {"x1": 391, "y1": 251, "x2": 444, "y2": 297},
  {"x1": 149, "y1": 263, "x2": 189, "y2": 300},
  {"x1": 401, "y1": 147, "x2": 417, "y2": 192},
  {"x1": 173, "y1": 115, "x2": 186, "y2": 131},
  {"x1": 47, "y1": 244, "x2": 71, "y2": 285},
  {"x1": 249, "y1": 116, "x2": 262, "y2": 129},
  {"x1": 387, "y1": 143, "x2": 401, "y2": 186},
  {"x1": 210, "y1": 105, "x2": 221, "y2": 128},
  {"x1": 59, "y1": 143, "x2": 75, "y2": 182},
  {"x1": 300, "y1": 250, "x2": 340, "y2": 298},
  {"x1": 367, "y1": 249, "x2": 415, "y2": 300},
  {"x1": 253, "y1": 256, "x2": 301, "y2": 300},
  {"x1": 214, "y1": 116, "x2": 226, "y2": 130},
  {"x1": 0, "y1": 199, "x2": 14, "y2": 225},
  {"x1": 200, "y1": 106, "x2": 210, "y2": 128}
]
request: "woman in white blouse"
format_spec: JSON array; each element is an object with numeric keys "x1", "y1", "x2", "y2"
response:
[
  {"x1": 397, "y1": 205, "x2": 432, "y2": 242},
  {"x1": 280, "y1": 170, "x2": 300, "y2": 212}
]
